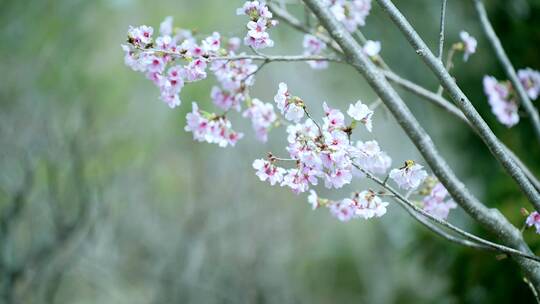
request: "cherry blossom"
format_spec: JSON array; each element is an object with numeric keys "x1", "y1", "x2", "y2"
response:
[
  {"x1": 303, "y1": 34, "x2": 328, "y2": 69},
  {"x1": 274, "y1": 83, "x2": 305, "y2": 123},
  {"x1": 242, "y1": 98, "x2": 277, "y2": 142},
  {"x1": 253, "y1": 159, "x2": 286, "y2": 185},
  {"x1": 459, "y1": 31, "x2": 477, "y2": 61},
  {"x1": 389, "y1": 160, "x2": 428, "y2": 190},
  {"x1": 483, "y1": 75, "x2": 519, "y2": 127},
  {"x1": 351, "y1": 140, "x2": 392, "y2": 175},
  {"x1": 518, "y1": 68, "x2": 540, "y2": 100},
  {"x1": 526, "y1": 211, "x2": 540, "y2": 234},
  {"x1": 330, "y1": 199, "x2": 356, "y2": 222},
  {"x1": 237, "y1": 1, "x2": 277, "y2": 49},
  {"x1": 127, "y1": 25, "x2": 154, "y2": 47},
  {"x1": 307, "y1": 190, "x2": 320, "y2": 209},
  {"x1": 422, "y1": 182, "x2": 457, "y2": 220},
  {"x1": 185, "y1": 102, "x2": 243, "y2": 147},
  {"x1": 353, "y1": 190, "x2": 389, "y2": 219},
  {"x1": 159, "y1": 16, "x2": 174, "y2": 36},
  {"x1": 347, "y1": 100, "x2": 373, "y2": 132},
  {"x1": 363, "y1": 40, "x2": 381, "y2": 57},
  {"x1": 324, "y1": 190, "x2": 389, "y2": 221},
  {"x1": 326, "y1": 0, "x2": 372, "y2": 32}
]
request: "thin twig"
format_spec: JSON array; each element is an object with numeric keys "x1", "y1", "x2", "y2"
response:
[
  {"x1": 473, "y1": 0, "x2": 540, "y2": 143},
  {"x1": 381, "y1": 69, "x2": 540, "y2": 192},
  {"x1": 302, "y1": 0, "x2": 540, "y2": 289},
  {"x1": 436, "y1": 45, "x2": 456, "y2": 95},
  {"x1": 437, "y1": 0, "x2": 448, "y2": 61},
  {"x1": 375, "y1": 0, "x2": 540, "y2": 213},
  {"x1": 359, "y1": 166, "x2": 540, "y2": 262},
  {"x1": 140, "y1": 48, "x2": 343, "y2": 63}
]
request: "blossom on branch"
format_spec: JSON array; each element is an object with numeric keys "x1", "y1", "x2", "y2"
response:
[
  {"x1": 518, "y1": 68, "x2": 540, "y2": 101},
  {"x1": 347, "y1": 100, "x2": 373, "y2": 132},
  {"x1": 237, "y1": 1, "x2": 277, "y2": 49},
  {"x1": 459, "y1": 31, "x2": 477, "y2": 61},
  {"x1": 389, "y1": 160, "x2": 428, "y2": 190},
  {"x1": 483, "y1": 75, "x2": 519, "y2": 127},
  {"x1": 303, "y1": 34, "x2": 328, "y2": 69}
]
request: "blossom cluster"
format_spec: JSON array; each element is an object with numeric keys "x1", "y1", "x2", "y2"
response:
[
  {"x1": 237, "y1": 1, "x2": 277, "y2": 49},
  {"x1": 518, "y1": 68, "x2": 540, "y2": 100},
  {"x1": 482, "y1": 68, "x2": 540, "y2": 128},
  {"x1": 324, "y1": 0, "x2": 372, "y2": 32},
  {"x1": 242, "y1": 98, "x2": 277, "y2": 142},
  {"x1": 308, "y1": 190, "x2": 389, "y2": 222},
  {"x1": 482, "y1": 75, "x2": 519, "y2": 127},
  {"x1": 526, "y1": 211, "x2": 540, "y2": 234},
  {"x1": 123, "y1": 4, "x2": 277, "y2": 146},
  {"x1": 419, "y1": 178, "x2": 456, "y2": 220},
  {"x1": 302, "y1": 34, "x2": 328, "y2": 70},
  {"x1": 185, "y1": 102, "x2": 243, "y2": 147},
  {"x1": 389, "y1": 160, "x2": 428, "y2": 191},
  {"x1": 122, "y1": 2, "x2": 457, "y2": 225},
  {"x1": 459, "y1": 31, "x2": 477, "y2": 61},
  {"x1": 363, "y1": 40, "x2": 381, "y2": 58},
  {"x1": 253, "y1": 83, "x2": 389, "y2": 196}
]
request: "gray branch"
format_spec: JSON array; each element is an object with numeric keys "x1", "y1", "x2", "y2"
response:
[
  {"x1": 437, "y1": 0, "x2": 448, "y2": 61},
  {"x1": 473, "y1": 0, "x2": 540, "y2": 143},
  {"x1": 375, "y1": 0, "x2": 540, "y2": 213},
  {"x1": 301, "y1": 0, "x2": 540, "y2": 291},
  {"x1": 382, "y1": 69, "x2": 540, "y2": 192},
  {"x1": 268, "y1": 2, "x2": 540, "y2": 193},
  {"x1": 360, "y1": 166, "x2": 540, "y2": 262}
]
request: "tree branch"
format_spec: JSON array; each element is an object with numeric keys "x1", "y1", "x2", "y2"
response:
[
  {"x1": 140, "y1": 48, "x2": 342, "y2": 64},
  {"x1": 375, "y1": 0, "x2": 540, "y2": 213},
  {"x1": 437, "y1": 0, "x2": 448, "y2": 61},
  {"x1": 301, "y1": 0, "x2": 540, "y2": 290},
  {"x1": 473, "y1": 0, "x2": 540, "y2": 143},
  {"x1": 359, "y1": 166, "x2": 540, "y2": 262}
]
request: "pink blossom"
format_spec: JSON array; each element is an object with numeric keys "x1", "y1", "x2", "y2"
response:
[
  {"x1": 202, "y1": 32, "x2": 221, "y2": 53},
  {"x1": 303, "y1": 34, "x2": 328, "y2": 69},
  {"x1": 526, "y1": 212, "x2": 540, "y2": 234},
  {"x1": 327, "y1": 0, "x2": 372, "y2": 32},
  {"x1": 253, "y1": 159, "x2": 286, "y2": 185},
  {"x1": 159, "y1": 16, "x2": 174, "y2": 36},
  {"x1": 242, "y1": 98, "x2": 277, "y2": 142},
  {"x1": 211, "y1": 86, "x2": 241, "y2": 111},
  {"x1": 518, "y1": 68, "x2": 540, "y2": 100},
  {"x1": 274, "y1": 83, "x2": 304, "y2": 123},
  {"x1": 389, "y1": 161, "x2": 428, "y2": 190},
  {"x1": 363, "y1": 40, "x2": 381, "y2": 57},
  {"x1": 347, "y1": 100, "x2": 373, "y2": 132},
  {"x1": 322, "y1": 102, "x2": 346, "y2": 130},
  {"x1": 353, "y1": 190, "x2": 389, "y2": 219},
  {"x1": 185, "y1": 102, "x2": 243, "y2": 147},
  {"x1": 307, "y1": 190, "x2": 319, "y2": 209},
  {"x1": 459, "y1": 31, "x2": 477, "y2": 61},
  {"x1": 128, "y1": 25, "x2": 154, "y2": 47},
  {"x1": 483, "y1": 75, "x2": 519, "y2": 127},
  {"x1": 182, "y1": 59, "x2": 207, "y2": 82},
  {"x1": 237, "y1": 1, "x2": 276, "y2": 49},
  {"x1": 329, "y1": 199, "x2": 356, "y2": 222},
  {"x1": 422, "y1": 183, "x2": 457, "y2": 220},
  {"x1": 352, "y1": 140, "x2": 392, "y2": 175}
]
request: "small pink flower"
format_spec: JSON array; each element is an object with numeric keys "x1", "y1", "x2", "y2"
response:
[
  {"x1": 526, "y1": 211, "x2": 540, "y2": 234},
  {"x1": 389, "y1": 161, "x2": 428, "y2": 190},
  {"x1": 459, "y1": 31, "x2": 477, "y2": 61},
  {"x1": 363, "y1": 40, "x2": 381, "y2": 57},
  {"x1": 347, "y1": 100, "x2": 373, "y2": 132}
]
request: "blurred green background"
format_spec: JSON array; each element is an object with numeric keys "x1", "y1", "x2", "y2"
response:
[{"x1": 1, "y1": 0, "x2": 539, "y2": 303}]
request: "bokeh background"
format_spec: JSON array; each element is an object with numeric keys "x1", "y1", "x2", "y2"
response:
[{"x1": 1, "y1": 0, "x2": 539, "y2": 303}]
